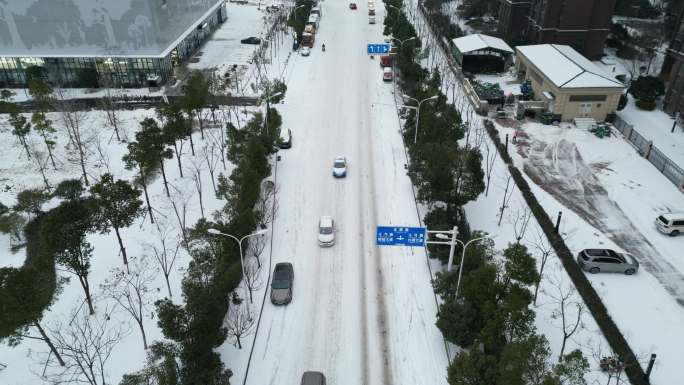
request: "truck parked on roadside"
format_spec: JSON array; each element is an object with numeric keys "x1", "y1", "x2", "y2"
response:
[{"x1": 301, "y1": 32, "x2": 315, "y2": 48}]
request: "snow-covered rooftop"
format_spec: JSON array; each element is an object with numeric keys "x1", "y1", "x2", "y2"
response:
[
  {"x1": 517, "y1": 44, "x2": 624, "y2": 89},
  {"x1": 0, "y1": 0, "x2": 224, "y2": 58},
  {"x1": 452, "y1": 34, "x2": 513, "y2": 54}
]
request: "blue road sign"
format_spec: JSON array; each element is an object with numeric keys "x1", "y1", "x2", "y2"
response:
[
  {"x1": 367, "y1": 43, "x2": 390, "y2": 55},
  {"x1": 376, "y1": 226, "x2": 426, "y2": 247}
]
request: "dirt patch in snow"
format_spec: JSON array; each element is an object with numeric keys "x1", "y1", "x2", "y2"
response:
[{"x1": 520, "y1": 138, "x2": 684, "y2": 306}]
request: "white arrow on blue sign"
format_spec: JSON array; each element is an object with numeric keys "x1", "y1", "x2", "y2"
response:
[
  {"x1": 376, "y1": 226, "x2": 426, "y2": 247},
  {"x1": 367, "y1": 44, "x2": 390, "y2": 55}
]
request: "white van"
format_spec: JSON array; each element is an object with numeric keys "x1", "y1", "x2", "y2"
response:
[
  {"x1": 655, "y1": 213, "x2": 684, "y2": 236},
  {"x1": 383, "y1": 67, "x2": 393, "y2": 82}
]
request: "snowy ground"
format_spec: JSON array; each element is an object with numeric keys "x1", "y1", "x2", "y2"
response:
[
  {"x1": 475, "y1": 71, "x2": 520, "y2": 96},
  {"x1": 618, "y1": 98, "x2": 684, "y2": 166},
  {"x1": 592, "y1": 50, "x2": 684, "y2": 171},
  {"x1": 218, "y1": 1, "x2": 449, "y2": 384},
  {"x1": 0, "y1": 102, "x2": 246, "y2": 383},
  {"x1": 407, "y1": 1, "x2": 677, "y2": 383},
  {"x1": 491, "y1": 119, "x2": 684, "y2": 385},
  {"x1": 0, "y1": 2, "x2": 284, "y2": 382}
]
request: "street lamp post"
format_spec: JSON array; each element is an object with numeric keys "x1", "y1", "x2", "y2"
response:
[
  {"x1": 262, "y1": 90, "x2": 283, "y2": 135},
  {"x1": 430, "y1": 229, "x2": 490, "y2": 300},
  {"x1": 389, "y1": 36, "x2": 415, "y2": 91},
  {"x1": 207, "y1": 228, "x2": 268, "y2": 300},
  {"x1": 402, "y1": 94, "x2": 438, "y2": 143}
]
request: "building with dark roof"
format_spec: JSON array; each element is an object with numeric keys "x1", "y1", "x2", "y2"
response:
[
  {"x1": 663, "y1": 4, "x2": 684, "y2": 116},
  {"x1": 498, "y1": 0, "x2": 617, "y2": 60},
  {"x1": 0, "y1": 0, "x2": 226, "y2": 88},
  {"x1": 497, "y1": 0, "x2": 531, "y2": 43}
]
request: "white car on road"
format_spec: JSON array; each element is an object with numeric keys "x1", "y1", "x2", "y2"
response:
[
  {"x1": 332, "y1": 156, "x2": 347, "y2": 178},
  {"x1": 301, "y1": 47, "x2": 311, "y2": 56},
  {"x1": 318, "y1": 216, "x2": 335, "y2": 247}
]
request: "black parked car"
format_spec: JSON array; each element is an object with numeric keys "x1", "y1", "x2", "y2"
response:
[
  {"x1": 271, "y1": 262, "x2": 294, "y2": 305},
  {"x1": 241, "y1": 37, "x2": 262, "y2": 45}
]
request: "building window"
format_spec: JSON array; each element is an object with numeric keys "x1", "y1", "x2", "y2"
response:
[{"x1": 569, "y1": 95, "x2": 607, "y2": 102}]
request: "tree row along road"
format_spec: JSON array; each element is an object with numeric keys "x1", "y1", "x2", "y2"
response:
[{"x1": 243, "y1": 1, "x2": 448, "y2": 384}]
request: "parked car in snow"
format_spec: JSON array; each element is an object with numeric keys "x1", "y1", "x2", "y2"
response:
[
  {"x1": 301, "y1": 371, "x2": 326, "y2": 385},
  {"x1": 301, "y1": 46, "x2": 311, "y2": 56},
  {"x1": 577, "y1": 249, "x2": 639, "y2": 275},
  {"x1": 271, "y1": 263, "x2": 294, "y2": 305},
  {"x1": 349, "y1": 2, "x2": 357, "y2": 9},
  {"x1": 655, "y1": 213, "x2": 684, "y2": 236},
  {"x1": 369, "y1": 16, "x2": 375, "y2": 24},
  {"x1": 279, "y1": 129, "x2": 292, "y2": 149},
  {"x1": 383, "y1": 66, "x2": 393, "y2": 81},
  {"x1": 240, "y1": 37, "x2": 261, "y2": 44},
  {"x1": 318, "y1": 216, "x2": 335, "y2": 247},
  {"x1": 332, "y1": 156, "x2": 347, "y2": 178}
]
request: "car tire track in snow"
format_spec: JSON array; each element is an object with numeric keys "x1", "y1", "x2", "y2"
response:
[
  {"x1": 359, "y1": 99, "x2": 394, "y2": 385},
  {"x1": 522, "y1": 138, "x2": 684, "y2": 306}
]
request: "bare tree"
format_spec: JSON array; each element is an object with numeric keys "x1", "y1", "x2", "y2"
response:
[
  {"x1": 99, "y1": 82, "x2": 123, "y2": 142},
  {"x1": 483, "y1": 136, "x2": 497, "y2": 196},
  {"x1": 146, "y1": 222, "x2": 181, "y2": 298},
  {"x1": 497, "y1": 174, "x2": 515, "y2": 226},
  {"x1": 246, "y1": 235, "x2": 268, "y2": 269},
  {"x1": 167, "y1": 184, "x2": 191, "y2": 250},
  {"x1": 545, "y1": 271, "x2": 585, "y2": 362},
  {"x1": 202, "y1": 142, "x2": 220, "y2": 194},
  {"x1": 43, "y1": 305, "x2": 129, "y2": 385},
  {"x1": 28, "y1": 140, "x2": 52, "y2": 191},
  {"x1": 508, "y1": 205, "x2": 532, "y2": 244},
  {"x1": 100, "y1": 257, "x2": 156, "y2": 350},
  {"x1": 188, "y1": 159, "x2": 205, "y2": 219},
  {"x1": 225, "y1": 293, "x2": 256, "y2": 349},
  {"x1": 54, "y1": 88, "x2": 91, "y2": 186},
  {"x1": 527, "y1": 227, "x2": 555, "y2": 305},
  {"x1": 243, "y1": 257, "x2": 263, "y2": 304},
  {"x1": 255, "y1": 180, "x2": 278, "y2": 229},
  {"x1": 472, "y1": 119, "x2": 486, "y2": 150},
  {"x1": 93, "y1": 135, "x2": 112, "y2": 174}
]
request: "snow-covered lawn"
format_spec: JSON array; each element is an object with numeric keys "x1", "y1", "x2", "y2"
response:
[
  {"x1": 409, "y1": 1, "x2": 677, "y2": 382},
  {"x1": 474, "y1": 72, "x2": 520, "y2": 96},
  {"x1": 0, "y1": 105, "x2": 241, "y2": 384},
  {"x1": 617, "y1": 98, "x2": 684, "y2": 166},
  {"x1": 491, "y1": 119, "x2": 684, "y2": 385}
]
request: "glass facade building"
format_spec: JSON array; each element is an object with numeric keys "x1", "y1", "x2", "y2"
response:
[{"x1": 0, "y1": 0, "x2": 226, "y2": 88}]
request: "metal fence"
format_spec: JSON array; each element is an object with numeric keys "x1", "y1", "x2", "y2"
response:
[{"x1": 613, "y1": 115, "x2": 684, "y2": 188}]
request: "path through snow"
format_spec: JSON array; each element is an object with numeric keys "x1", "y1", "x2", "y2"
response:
[{"x1": 521, "y1": 138, "x2": 684, "y2": 306}]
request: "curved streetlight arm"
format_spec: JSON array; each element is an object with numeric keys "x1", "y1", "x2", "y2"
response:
[
  {"x1": 454, "y1": 235, "x2": 494, "y2": 300},
  {"x1": 207, "y1": 228, "x2": 268, "y2": 299}
]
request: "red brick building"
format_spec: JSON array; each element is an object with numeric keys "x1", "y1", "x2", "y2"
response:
[
  {"x1": 663, "y1": 5, "x2": 684, "y2": 115},
  {"x1": 498, "y1": 0, "x2": 616, "y2": 60},
  {"x1": 497, "y1": 1, "x2": 532, "y2": 43}
]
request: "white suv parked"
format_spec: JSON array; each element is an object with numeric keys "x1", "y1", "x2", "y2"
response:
[{"x1": 655, "y1": 213, "x2": 684, "y2": 236}]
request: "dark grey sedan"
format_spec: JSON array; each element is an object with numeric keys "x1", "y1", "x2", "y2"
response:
[
  {"x1": 271, "y1": 262, "x2": 294, "y2": 305},
  {"x1": 577, "y1": 249, "x2": 639, "y2": 275}
]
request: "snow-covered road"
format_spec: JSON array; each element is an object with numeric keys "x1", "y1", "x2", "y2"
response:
[{"x1": 237, "y1": 1, "x2": 449, "y2": 384}]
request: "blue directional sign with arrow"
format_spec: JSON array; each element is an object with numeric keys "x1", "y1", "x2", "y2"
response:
[
  {"x1": 376, "y1": 226, "x2": 426, "y2": 247},
  {"x1": 367, "y1": 43, "x2": 390, "y2": 55}
]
